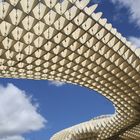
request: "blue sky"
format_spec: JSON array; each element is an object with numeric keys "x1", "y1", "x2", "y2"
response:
[
  {"x1": 0, "y1": 78, "x2": 114, "y2": 140},
  {"x1": 0, "y1": 0, "x2": 140, "y2": 140}
]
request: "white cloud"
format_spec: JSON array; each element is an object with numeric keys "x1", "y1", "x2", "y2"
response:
[
  {"x1": 0, "y1": 84, "x2": 46, "y2": 139},
  {"x1": 0, "y1": 136, "x2": 25, "y2": 140},
  {"x1": 129, "y1": 36, "x2": 140, "y2": 48},
  {"x1": 49, "y1": 80, "x2": 65, "y2": 87},
  {"x1": 111, "y1": 0, "x2": 140, "y2": 27}
]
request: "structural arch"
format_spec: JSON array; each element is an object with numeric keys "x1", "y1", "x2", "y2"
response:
[{"x1": 0, "y1": 0, "x2": 140, "y2": 139}]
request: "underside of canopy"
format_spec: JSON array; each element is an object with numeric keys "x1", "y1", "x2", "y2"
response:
[{"x1": 0, "y1": 0, "x2": 140, "y2": 139}]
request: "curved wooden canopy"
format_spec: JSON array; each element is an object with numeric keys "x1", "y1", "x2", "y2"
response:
[{"x1": 0, "y1": 0, "x2": 140, "y2": 139}]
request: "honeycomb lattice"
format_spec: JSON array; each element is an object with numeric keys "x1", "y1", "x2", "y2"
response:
[{"x1": 0, "y1": 0, "x2": 140, "y2": 139}]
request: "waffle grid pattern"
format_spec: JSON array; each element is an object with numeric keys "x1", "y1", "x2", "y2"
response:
[{"x1": 0, "y1": 0, "x2": 140, "y2": 139}]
